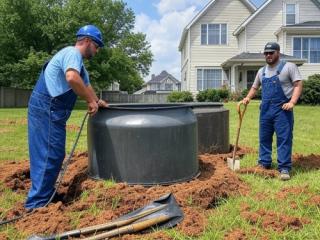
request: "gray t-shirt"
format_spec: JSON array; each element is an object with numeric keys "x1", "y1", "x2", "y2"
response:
[{"x1": 252, "y1": 61, "x2": 302, "y2": 99}]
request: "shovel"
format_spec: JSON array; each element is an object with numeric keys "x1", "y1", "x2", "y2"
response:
[
  {"x1": 227, "y1": 101, "x2": 247, "y2": 171},
  {"x1": 28, "y1": 193, "x2": 183, "y2": 240}
]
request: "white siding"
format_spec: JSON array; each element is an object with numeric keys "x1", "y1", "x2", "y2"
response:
[
  {"x1": 299, "y1": 0, "x2": 320, "y2": 22},
  {"x1": 285, "y1": 34, "x2": 320, "y2": 79},
  {"x1": 238, "y1": 30, "x2": 246, "y2": 52},
  {"x1": 246, "y1": 1, "x2": 283, "y2": 53},
  {"x1": 188, "y1": 0, "x2": 252, "y2": 93}
]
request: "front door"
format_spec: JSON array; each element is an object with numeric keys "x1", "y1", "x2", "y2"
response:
[{"x1": 247, "y1": 70, "x2": 258, "y2": 89}]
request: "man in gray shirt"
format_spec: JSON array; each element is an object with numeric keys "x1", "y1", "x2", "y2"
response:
[{"x1": 242, "y1": 42, "x2": 303, "y2": 180}]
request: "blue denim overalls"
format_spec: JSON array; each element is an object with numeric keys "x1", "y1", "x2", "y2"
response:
[
  {"x1": 25, "y1": 62, "x2": 82, "y2": 209},
  {"x1": 259, "y1": 61, "x2": 294, "y2": 172}
]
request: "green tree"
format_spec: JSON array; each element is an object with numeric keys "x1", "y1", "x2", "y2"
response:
[{"x1": 0, "y1": 0, "x2": 152, "y2": 93}]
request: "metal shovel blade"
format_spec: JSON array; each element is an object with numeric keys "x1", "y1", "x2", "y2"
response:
[{"x1": 227, "y1": 157, "x2": 240, "y2": 171}]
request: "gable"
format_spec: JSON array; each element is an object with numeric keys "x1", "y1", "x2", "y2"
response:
[
  {"x1": 179, "y1": 0, "x2": 256, "y2": 50},
  {"x1": 234, "y1": 0, "x2": 320, "y2": 36}
]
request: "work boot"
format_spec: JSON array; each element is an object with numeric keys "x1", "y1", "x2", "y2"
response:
[
  {"x1": 279, "y1": 170, "x2": 290, "y2": 181},
  {"x1": 257, "y1": 163, "x2": 271, "y2": 169}
]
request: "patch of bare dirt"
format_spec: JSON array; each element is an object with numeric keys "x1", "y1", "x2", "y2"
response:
[
  {"x1": 224, "y1": 228, "x2": 247, "y2": 240},
  {"x1": 0, "y1": 148, "x2": 251, "y2": 239},
  {"x1": 237, "y1": 165, "x2": 279, "y2": 179},
  {"x1": 292, "y1": 154, "x2": 320, "y2": 170},
  {"x1": 240, "y1": 205, "x2": 310, "y2": 233},
  {"x1": 0, "y1": 119, "x2": 27, "y2": 125},
  {"x1": 276, "y1": 186, "x2": 310, "y2": 200},
  {"x1": 306, "y1": 195, "x2": 320, "y2": 207}
]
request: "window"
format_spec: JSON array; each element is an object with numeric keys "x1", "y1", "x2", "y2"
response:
[
  {"x1": 201, "y1": 24, "x2": 227, "y2": 45},
  {"x1": 197, "y1": 69, "x2": 222, "y2": 90},
  {"x1": 247, "y1": 70, "x2": 258, "y2": 89},
  {"x1": 165, "y1": 83, "x2": 173, "y2": 91},
  {"x1": 293, "y1": 37, "x2": 320, "y2": 63},
  {"x1": 286, "y1": 4, "x2": 296, "y2": 25}
]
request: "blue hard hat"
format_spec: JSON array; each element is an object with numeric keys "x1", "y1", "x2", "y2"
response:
[{"x1": 76, "y1": 25, "x2": 104, "y2": 47}]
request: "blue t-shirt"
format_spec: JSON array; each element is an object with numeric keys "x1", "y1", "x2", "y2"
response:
[{"x1": 44, "y1": 46, "x2": 90, "y2": 97}]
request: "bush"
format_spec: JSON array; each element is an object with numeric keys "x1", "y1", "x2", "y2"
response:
[
  {"x1": 196, "y1": 90, "x2": 207, "y2": 102},
  {"x1": 300, "y1": 74, "x2": 320, "y2": 105},
  {"x1": 167, "y1": 91, "x2": 194, "y2": 102},
  {"x1": 241, "y1": 88, "x2": 261, "y2": 100},
  {"x1": 196, "y1": 87, "x2": 230, "y2": 102},
  {"x1": 217, "y1": 87, "x2": 229, "y2": 101}
]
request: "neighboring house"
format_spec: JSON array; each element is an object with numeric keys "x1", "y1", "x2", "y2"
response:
[
  {"x1": 179, "y1": 0, "x2": 320, "y2": 93},
  {"x1": 135, "y1": 71, "x2": 181, "y2": 94},
  {"x1": 106, "y1": 81, "x2": 120, "y2": 91}
]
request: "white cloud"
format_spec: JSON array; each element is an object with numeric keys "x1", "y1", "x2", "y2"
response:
[
  {"x1": 155, "y1": 0, "x2": 208, "y2": 15},
  {"x1": 135, "y1": 1, "x2": 208, "y2": 81}
]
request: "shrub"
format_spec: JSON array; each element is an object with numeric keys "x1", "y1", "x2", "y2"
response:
[
  {"x1": 196, "y1": 90, "x2": 207, "y2": 102},
  {"x1": 300, "y1": 74, "x2": 320, "y2": 105},
  {"x1": 196, "y1": 87, "x2": 230, "y2": 102},
  {"x1": 167, "y1": 91, "x2": 194, "y2": 102},
  {"x1": 206, "y1": 89, "x2": 220, "y2": 102},
  {"x1": 217, "y1": 87, "x2": 230, "y2": 101}
]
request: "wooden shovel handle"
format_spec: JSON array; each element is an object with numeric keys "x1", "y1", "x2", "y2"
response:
[{"x1": 232, "y1": 101, "x2": 247, "y2": 160}]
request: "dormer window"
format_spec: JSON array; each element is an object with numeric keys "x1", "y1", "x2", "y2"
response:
[{"x1": 286, "y1": 4, "x2": 296, "y2": 25}]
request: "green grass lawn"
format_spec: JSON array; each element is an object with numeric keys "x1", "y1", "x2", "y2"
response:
[{"x1": 0, "y1": 101, "x2": 320, "y2": 239}]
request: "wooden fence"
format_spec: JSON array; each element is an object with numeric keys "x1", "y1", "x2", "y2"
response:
[{"x1": 0, "y1": 87, "x2": 170, "y2": 108}]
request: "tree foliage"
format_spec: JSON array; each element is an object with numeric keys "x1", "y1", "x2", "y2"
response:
[{"x1": 0, "y1": 0, "x2": 152, "y2": 93}]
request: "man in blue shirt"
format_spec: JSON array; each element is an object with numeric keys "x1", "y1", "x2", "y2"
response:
[{"x1": 26, "y1": 25, "x2": 108, "y2": 210}]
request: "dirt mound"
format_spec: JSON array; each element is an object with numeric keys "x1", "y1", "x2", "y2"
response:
[
  {"x1": 224, "y1": 228, "x2": 247, "y2": 240},
  {"x1": 293, "y1": 154, "x2": 320, "y2": 170},
  {"x1": 237, "y1": 165, "x2": 279, "y2": 178},
  {"x1": 240, "y1": 204, "x2": 310, "y2": 232},
  {"x1": 0, "y1": 150, "x2": 250, "y2": 239},
  {"x1": 276, "y1": 186, "x2": 310, "y2": 200},
  {"x1": 306, "y1": 195, "x2": 320, "y2": 207}
]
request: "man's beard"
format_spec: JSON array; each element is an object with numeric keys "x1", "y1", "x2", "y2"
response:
[{"x1": 266, "y1": 56, "x2": 279, "y2": 65}]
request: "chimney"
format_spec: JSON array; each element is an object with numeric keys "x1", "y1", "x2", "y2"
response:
[{"x1": 151, "y1": 74, "x2": 155, "y2": 80}]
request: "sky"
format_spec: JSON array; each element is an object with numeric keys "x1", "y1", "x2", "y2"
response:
[{"x1": 124, "y1": 0, "x2": 265, "y2": 81}]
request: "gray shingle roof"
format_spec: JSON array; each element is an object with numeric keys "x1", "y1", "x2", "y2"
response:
[
  {"x1": 147, "y1": 71, "x2": 180, "y2": 84},
  {"x1": 284, "y1": 21, "x2": 320, "y2": 27},
  {"x1": 229, "y1": 52, "x2": 300, "y2": 60}
]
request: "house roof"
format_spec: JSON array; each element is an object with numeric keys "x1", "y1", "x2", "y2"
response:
[
  {"x1": 146, "y1": 71, "x2": 180, "y2": 84},
  {"x1": 234, "y1": 0, "x2": 320, "y2": 36},
  {"x1": 275, "y1": 21, "x2": 320, "y2": 35},
  {"x1": 178, "y1": 0, "x2": 256, "y2": 50},
  {"x1": 284, "y1": 21, "x2": 320, "y2": 27},
  {"x1": 221, "y1": 52, "x2": 306, "y2": 67}
]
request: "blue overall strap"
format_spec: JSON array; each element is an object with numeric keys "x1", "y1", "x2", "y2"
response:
[
  {"x1": 276, "y1": 60, "x2": 286, "y2": 75},
  {"x1": 262, "y1": 66, "x2": 267, "y2": 77}
]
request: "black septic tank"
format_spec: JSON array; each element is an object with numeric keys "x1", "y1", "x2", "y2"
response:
[
  {"x1": 87, "y1": 104, "x2": 198, "y2": 185},
  {"x1": 190, "y1": 103, "x2": 229, "y2": 154}
]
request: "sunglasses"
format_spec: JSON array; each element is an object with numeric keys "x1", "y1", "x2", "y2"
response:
[
  {"x1": 264, "y1": 52, "x2": 275, "y2": 56},
  {"x1": 91, "y1": 40, "x2": 99, "y2": 49}
]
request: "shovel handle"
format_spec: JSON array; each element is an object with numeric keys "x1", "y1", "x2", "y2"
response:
[
  {"x1": 232, "y1": 101, "x2": 247, "y2": 160},
  {"x1": 237, "y1": 101, "x2": 247, "y2": 125}
]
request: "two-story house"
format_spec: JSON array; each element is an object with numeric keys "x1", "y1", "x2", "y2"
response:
[
  {"x1": 179, "y1": 0, "x2": 320, "y2": 93},
  {"x1": 134, "y1": 70, "x2": 181, "y2": 94}
]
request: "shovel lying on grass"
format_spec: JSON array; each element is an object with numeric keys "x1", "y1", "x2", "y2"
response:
[
  {"x1": 28, "y1": 193, "x2": 183, "y2": 240},
  {"x1": 227, "y1": 101, "x2": 247, "y2": 171}
]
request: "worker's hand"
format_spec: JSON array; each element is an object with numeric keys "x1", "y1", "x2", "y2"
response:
[
  {"x1": 282, "y1": 102, "x2": 295, "y2": 111},
  {"x1": 97, "y1": 99, "x2": 108, "y2": 108},
  {"x1": 87, "y1": 101, "x2": 99, "y2": 116},
  {"x1": 242, "y1": 97, "x2": 251, "y2": 105}
]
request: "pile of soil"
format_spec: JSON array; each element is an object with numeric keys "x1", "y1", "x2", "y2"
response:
[
  {"x1": 240, "y1": 203, "x2": 310, "y2": 232},
  {"x1": 292, "y1": 154, "x2": 320, "y2": 170},
  {"x1": 0, "y1": 149, "x2": 251, "y2": 239}
]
